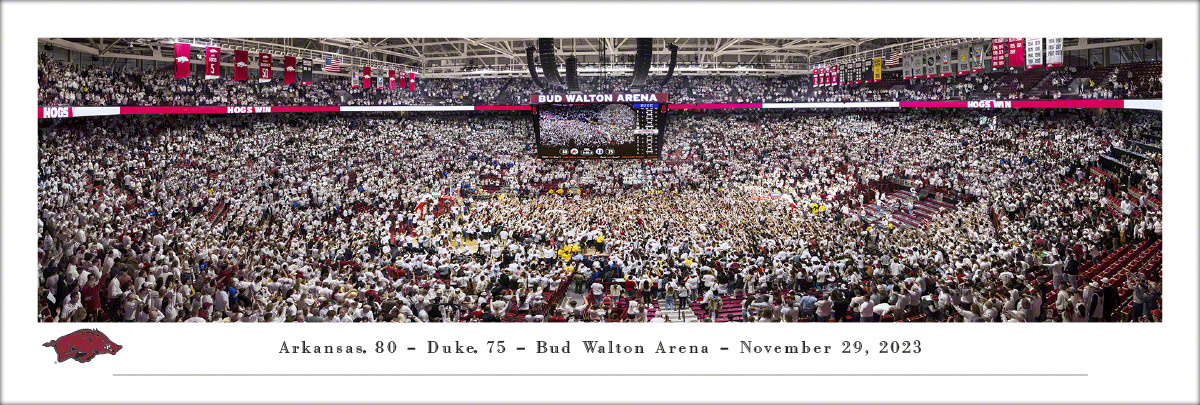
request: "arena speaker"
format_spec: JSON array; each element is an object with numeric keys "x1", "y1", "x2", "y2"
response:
[
  {"x1": 629, "y1": 38, "x2": 653, "y2": 89},
  {"x1": 538, "y1": 38, "x2": 562, "y2": 88},
  {"x1": 525, "y1": 46, "x2": 545, "y2": 88},
  {"x1": 657, "y1": 43, "x2": 679, "y2": 86},
  {"x1": 565, "y1": 56, "x2": 580, "y2": 92}
]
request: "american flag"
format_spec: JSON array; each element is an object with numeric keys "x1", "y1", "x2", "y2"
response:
[
  {"x1": 885, "y1": 50, "x2": 901, "y2": 67},
  {"x1": 323, "y1": 57, "x2": 341, "y2": 72}
]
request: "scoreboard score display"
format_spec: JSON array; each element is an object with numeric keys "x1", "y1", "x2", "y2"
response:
[{"x1": 532, "y1": 93, "x2": 667, "y2": 159}]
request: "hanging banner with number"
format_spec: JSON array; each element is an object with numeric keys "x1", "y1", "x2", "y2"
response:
[
  {"x1": 204, "y1": 47, "x2": 221, "y2": 80},
  {"x1": 258, "y1": 53, "x2": 272, "y2": 82},
  {"x1": 1025, "y1": 38, "x2": 1043, "y2": 69},
  {"x1": 939, "y1": 49, "x2": 951, "y2": 76},
  {"x1": 926, "y1": 51, "x2": 937, "y2": 78},
  {"x1": 1007, "y1": 38, "x2": 1025, "y2": 68},
  {"x1": 1045, "y1": 38, "x2": 1063, "y2": 68},
  {"x1": 956, "y1": 46, "x2": 969, "y2": 75},
  {"x1": 991, "y1": 38, "x2": 1007, "y2": 68},
  {"x1": 301, "y1": 59, "x2": 313, "y2": 85}
]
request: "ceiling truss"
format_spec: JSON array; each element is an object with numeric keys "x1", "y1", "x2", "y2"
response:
[{"x1": 41, "y1": 37, "x2": 1151, "y2": 79}]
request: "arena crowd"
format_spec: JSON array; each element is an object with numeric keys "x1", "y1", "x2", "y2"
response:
[
  {"x1": 538, "y1": 104, "x2": 636, "y2": 146},
  {"x1": 37, "y1": 106, "x2": 1162, "y2": 323}
]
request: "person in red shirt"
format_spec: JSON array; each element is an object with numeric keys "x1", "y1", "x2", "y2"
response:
[
  {"x1": 364, "y1": 287, "x2": 379, "y2": 305},
  {"x1": 80, "y1": 277, "x2": 104, "y2": 321}
]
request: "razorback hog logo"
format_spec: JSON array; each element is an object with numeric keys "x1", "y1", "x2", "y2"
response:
[
  {"x1": 286, "y1": 66, "x2": 295, "y2": 71},
  {"x1": 236, "y1": 62, "x2": 249, "y2": 68},
  {"x1": 175, "y1": 56, "x2": 190, "y2": 63},
  {"x1": 43, "y1": 329, "x2": 122, "y2": 363}
]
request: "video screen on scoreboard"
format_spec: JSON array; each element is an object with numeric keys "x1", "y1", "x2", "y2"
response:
[{"x1": 535, "y1": 102, "x2": 665, "y2": 159}]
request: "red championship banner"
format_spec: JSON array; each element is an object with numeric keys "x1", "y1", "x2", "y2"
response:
[
  {"x1": 362, "y1": 66, "x2": 371, "y2": 88},
  {"x1": 284, "y1": 56, "x2": 296, "y2": 84},
  {"x1": 233, "y1": 50, "x2": 249, "y2": 81},
  {"x1": 811, "y1": 67, "x2": 818, "y2": 86},
  {"x1": 991, "y1": 38, "x2": 1007, "y2": 68},
  {"x1": 1007, "y1": 38, "x2": 1025, "y2": 68},
  {"x1": 203, "y1": 47, "x2": 221, "y2": 80},
  {"x1": 258, "y1": 53, "x2": 273, "y2": 82},
  {"x1": 530, "y1": 93, "x2": 669, "y2": 104},
  {"x1": 408, "y1": 72, "x2": 416, "y2": 91},
  {"x1": 173, "y1": 43, "x2": 191, "y2": 78},
  {"x1": 388, "y1": 70, "x2": 397, "y2": 90}
]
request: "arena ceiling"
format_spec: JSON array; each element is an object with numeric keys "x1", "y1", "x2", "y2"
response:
[{"x1": 42, "y1": 37, "x2": 1148, "y2": 78}]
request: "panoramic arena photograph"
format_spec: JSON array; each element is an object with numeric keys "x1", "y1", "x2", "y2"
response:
[{"x1": 36, "y1": 37, "x2": 1164, "y2": 324}]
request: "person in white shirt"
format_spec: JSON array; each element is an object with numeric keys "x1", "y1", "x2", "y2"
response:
[
  {"x1": 815, "y1": 295, "x2": 833, "y2": 322},
  {"x1": 893, "y1": 289, "x2": 911, "y2": 319},
  {"x1": 590, "y1": 281, "x2": 604, "y2": 305},
  {"x1": 859, "y1": 296, "x2": 876, "y2": 322}
]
